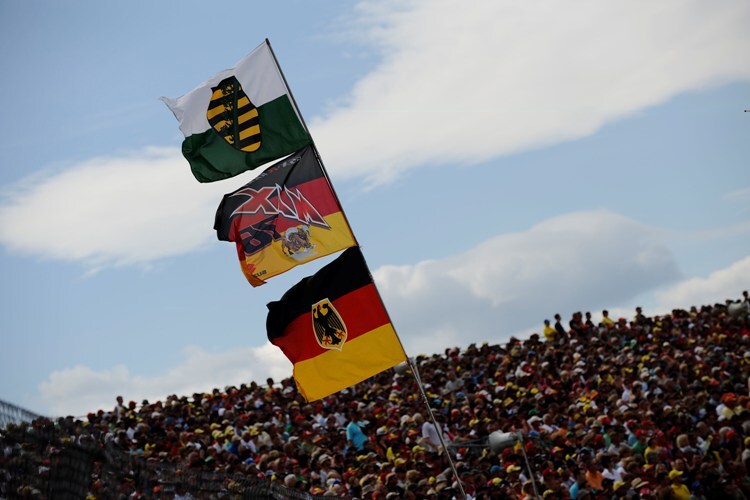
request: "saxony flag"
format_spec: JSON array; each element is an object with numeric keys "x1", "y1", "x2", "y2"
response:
[
  {"x1": 214, "y1": 146, "x2": 356, "y2": 287},
  {"x1": 161, "y1": 40, "x2": 311, "y2": 182},
  {"x1": 266, "y1": 247, "x2": 407, "y2": 401}
]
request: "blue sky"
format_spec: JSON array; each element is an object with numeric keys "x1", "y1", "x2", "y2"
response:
[{"x1": 1, "y1": 0, "x2": 748, "y2": 416}]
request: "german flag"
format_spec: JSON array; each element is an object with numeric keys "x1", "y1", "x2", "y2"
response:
[
  {"x1": 215, "y1": 146, "x2": 356, "y2": 287},
  {"x1": 266, "y1": 247, "x2": 407, "y2": 401}
]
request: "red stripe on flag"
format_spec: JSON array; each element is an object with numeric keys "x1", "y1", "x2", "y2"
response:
[
  {"x1": 271, "y1": 283, "x2": 390, "y2": 364},
  {"x1": 229, "y1": 176, "x2": 342, "y2": 237}
]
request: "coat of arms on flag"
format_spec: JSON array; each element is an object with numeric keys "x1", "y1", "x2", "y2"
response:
[
  {"x1": 266, "y1": 248, "x2": 406, "y2": 401},
  {"x1": 214, "y1": 146, "x2": 357, "y2": 287},
  {"x1": 312, "y1": 299, "x2": 347, "y2": 351}
]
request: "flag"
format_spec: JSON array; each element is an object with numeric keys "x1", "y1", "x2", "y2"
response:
[
  {"x1": 266, "y1": 247, "x2": 406, "y2": 401},
  {"x1": 161, "y1": 41, "x2": 311, "y2": 182},
  {"x1": 215, "y1": 145, "x2": 356, "y2": 286}
]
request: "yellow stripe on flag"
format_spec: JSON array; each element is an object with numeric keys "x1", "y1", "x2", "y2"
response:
[
  {"x1": 206, "y1": 105, "x2": 225, "y2": 120},
  {"x1": 239, "y1": 125, "x2": 261, "y2": 140},
  {"x1": 293, "y1": 324, "x2": 406, "y2": 401},
  {"x1": 238, "y1": 108, "x2": 259, "y2": 124},
  {"x1": 242, "y1": 211, "x2": 356, "y2": 284}
]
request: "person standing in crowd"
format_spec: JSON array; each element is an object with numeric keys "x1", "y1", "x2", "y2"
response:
[
  {"x1": 554, "y1": 313, "x2": 567, "y2": 341},
  {"x1": 569, "y1": 311, "x2": 585, "y2": 338},
  {"x1": 346, "y1": 410, "x2": 368, "y2": 452},
  {"x1": 114, "y1": 395, "x2": 125, "y2": 422},
  {"x1": 600, "y1": 309, "x2": 615, "y2": 328},
  {"x1": 634, "y1": 306, "x2": 647, "y2": 326},
  {"x1": 421, "y1": 412, "x2": 448, "y2": 453},
  {"x1": 569, "y1": 467, "x2": 588, "y2": 499},
  {"x1": 543, "y1": 319, "x2": 556, "y2": 343},
  {"x1": 584, "y1": 311, "x2": 595, "y2": 330},
  {"x1": 668, "y1": 470, "x2": 691, "y2": 500},
  {"x1": 5, "y1": 292, "x2": 750, "y2": 498}
]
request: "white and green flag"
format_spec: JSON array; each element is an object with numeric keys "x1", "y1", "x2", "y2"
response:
[{"x1": 162, "y1": 41, "x2": 311, "y2": 182}]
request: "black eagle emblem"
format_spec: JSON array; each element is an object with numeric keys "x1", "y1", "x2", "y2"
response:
[
  {"x1": 207, "y1": 76, "x2": 261, "y2": 152},
  {"x1": 312, "y1": 299, "x2": 347, "y2": 351}
]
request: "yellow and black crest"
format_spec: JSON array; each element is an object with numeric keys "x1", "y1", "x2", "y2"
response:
[
  {"x1": 207, "y1": 76, "x2": 261, "y2": 152},
  {"x1": 312, "y1": 299, "x2": 347, "y2": 351}
]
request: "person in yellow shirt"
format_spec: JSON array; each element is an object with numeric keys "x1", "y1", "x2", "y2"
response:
[
  {"x1": 668, "y1": 470, "x2": 691, "y2": 500},
  {"x1": 600, "y1": 310, "x2": 615, "y2": 329},
  {"x1": 644, "y1": 438, "x2": 661, "y2": 464},
  {"x1": 543, "y1": 319, "x2": 556, "y2": 342}
]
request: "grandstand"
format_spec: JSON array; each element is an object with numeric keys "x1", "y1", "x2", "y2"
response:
[{"x1": 2, "y1": 294, "x2": 749, "y2": 498}]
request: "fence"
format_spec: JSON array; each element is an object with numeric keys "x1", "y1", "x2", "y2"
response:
[
  {"x1": 0, "y1": 398, "x2": 43, "y2": 428},
  {"x1": 1, "y1": 418, "x2": 322, "y2": 499}
]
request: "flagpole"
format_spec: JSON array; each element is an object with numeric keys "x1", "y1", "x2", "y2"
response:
[
  {"x1": 265, "y1": 39, "x2": 313, "y2": 137},
  {"x1": 355, "y1": 271, "x2": 468, "y2": 498},
  {"x1": 265, "y1": 39, "x2": 362, "y2": 248},
  {"x1": 408, "y1": 358, "x2": 468, "y2": 498},
  {"x1": 266, "y1": 38, "x2": 467, "y2": 498}
]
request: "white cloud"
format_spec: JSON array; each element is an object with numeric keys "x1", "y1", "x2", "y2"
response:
[
  {"x1": 0, "y1": 148, "x2": 230, "y2": 267},
  {"x1": 3, "y1": 2, "x2": 749, "y2": 268},
  {"x1": 28, "y1": 209, "x2": 745, "y2": 416},
  {"x1": 374, "y1": 209, "x2": 681, "y2": 354},
  {"x1": 725, "y1": 186, "x2": 750, "y2": 203},
  {"x1": 313, "y1": 0, "x2": 750, "y2": 185},
  {"x1": 654, "y1": 255, "x2": 750, "y2": 308},
  {"x1": 37, "y1": 343, "x2": 291, "y2": 417},
  {"x1": 32, "y1": 209, "x2": 682, "y2": 415},
  {"x1": 725, "y1": 186, "x2": 750, "y2": 214}
]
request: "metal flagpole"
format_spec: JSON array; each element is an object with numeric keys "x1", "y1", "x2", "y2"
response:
[
  {"x1": 408, "y1": 359, "x2": 468, "y2": 498},
  {"x1": 265, "y1": 39, "x2": 360, "y2": 248},
  {"x1": 265, "y1": 38, "x2": 468, "y2": 499}
]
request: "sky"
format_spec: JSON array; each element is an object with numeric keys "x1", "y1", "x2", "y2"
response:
[{"x1": 1, "y1": 0, "x2": 748, "y2": 417}]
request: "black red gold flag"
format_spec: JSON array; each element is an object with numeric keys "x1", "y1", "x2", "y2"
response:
[{"x1": 266, "y1": 247, "x2": 406, "y2": 401}]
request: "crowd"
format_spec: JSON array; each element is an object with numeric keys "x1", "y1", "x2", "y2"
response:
[{"x1": 2, "y1": 292, "x2": 750, "y2": 499}]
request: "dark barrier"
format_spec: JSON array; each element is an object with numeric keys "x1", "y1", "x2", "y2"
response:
[
  {"x1": 1, "y1": 420, "x2": 320, "y2": 499},
  {"x1": 0, "y1": 398, "x2": 42, "y2": 428}
]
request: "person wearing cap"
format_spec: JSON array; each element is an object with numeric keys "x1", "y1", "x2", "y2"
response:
[
  {"x1": 612, "y1": 480, "x2": 627, "y2": 498},
  {"x1": 318, "y1": 454, "x2": 335, "y2": 487},
  {"x1": 630, "y1": 477, "x2": 649, "y2": 492},
  {"x1": 742, "y1": 436, "x2": 750, "y2": 468},
  {"x1": 668, "y1": 470, "x2": 690, "y2": 500}
]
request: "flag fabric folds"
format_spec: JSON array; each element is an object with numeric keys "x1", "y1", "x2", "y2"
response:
[
  {"x1": 266, "y1": 247, "x2": 407, "y2": 401},
  {"x1": 161, "y1": 41, "x2": 311, "y2": 182},
  {"x1": 214, "y1": 146, "x2": 356, "y2": 287}
]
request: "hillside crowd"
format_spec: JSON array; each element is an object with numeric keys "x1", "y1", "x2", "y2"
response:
[{"x1": 2, "y1": 292, "x2": 750, "y2": 499}]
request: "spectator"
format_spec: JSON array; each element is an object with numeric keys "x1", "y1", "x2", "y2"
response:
[
  {"x1": 543, "y1": 319, "x2": 556, "y2": 343},
  {"x1": 346, "y1": 411, "x2": 368, "y2": 452},
  {"x1": 4, "y1": 292, "x2": 750, "y2": 499}
]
